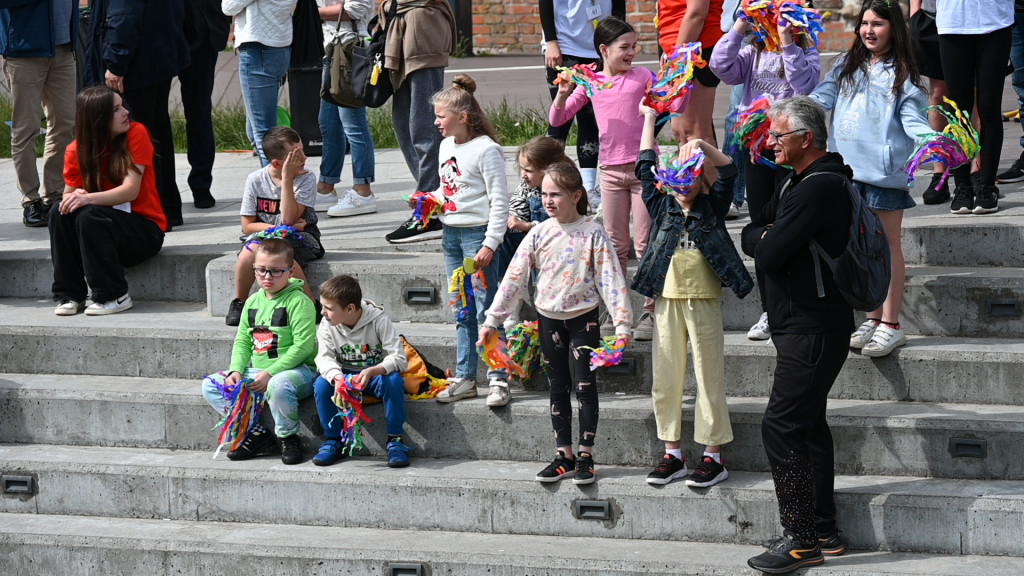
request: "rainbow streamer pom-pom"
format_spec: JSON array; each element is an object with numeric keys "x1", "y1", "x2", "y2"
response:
[
  {"x1": 905, "y1": 97, "x2": 980, "y2": 190},
  {"x1": 579, "y1": 336, "x2": 628, "y2": 371},
  {"x1": 554, "y1": 63, "x2": 613, "y2": 98},
  {"x1": 332, "y1": 374, "x2": 373, "y2": 456},
  {"x1": 507, "y1": 321, "x2": 542, "y2": 380},
  {"x1": 741, "y1": 0, "x2": 828, "y2": 52},
  {"x1": 655, "y1": 149, "x2": 706, "y2": 196},
  {"x1": 644, "y1": 42, "x2": 705, "y2": 115},
  {"x1": 477, "y1": 329, "x2": 525, "y2": 378},
  {"x1": 407, "y1": 191, "x2": 441, "y2": 227},
  {"x1": 243, "y1": 224, "x2": 305, "y2": 251},
  {"x1": 211, "y1": 375, "x2": 264, "y2": 459},
  {"x1": 731, "y1": 95, "x2": 776, "y2": 167},
  {"x1": 448, "y1": 259, "x2": 487, "y2": 324}
]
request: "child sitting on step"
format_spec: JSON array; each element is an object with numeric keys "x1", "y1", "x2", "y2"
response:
[
  {"x1": 225, "y1": 126, "x2": 325, "y2": 327},
  {"x1": 311, "y1": 275, "x2": 411, "y2": 468},
  {"x1": 201, "y1": 239, "x2": 319, "y2": 465}
]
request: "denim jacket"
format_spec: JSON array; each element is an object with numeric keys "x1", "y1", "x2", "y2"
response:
[{"x1": 630, "y1": 149, "x2": 754, "y2": 299}]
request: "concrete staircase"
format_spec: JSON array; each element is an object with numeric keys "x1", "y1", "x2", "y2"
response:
[{"x1": 3, "y1": 149, "x2": 1024, "y2": 574}]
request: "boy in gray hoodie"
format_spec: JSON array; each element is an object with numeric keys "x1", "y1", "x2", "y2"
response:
[{"x1": 312, "y1": 275, "x2": 410, "y2": 467}]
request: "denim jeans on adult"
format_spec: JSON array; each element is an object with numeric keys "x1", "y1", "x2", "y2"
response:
[
  {"x1": 442, "y1": 224, "x2": 507, "y2": 381},
  {"x1": 1011, "y1": 13, "x2": 1024, "y2": 147},
  {"x1": 723, "y1": 83, "x2": 748, "y2": 206},
  {"x1": 238, "y1": 43, "x2": 290, "y2": 167},
  {"x1": 392, "y1": 67, "x2": 443, "y2": 192},
  {"x1": 313, "y1": 372, "x2": 407, "y2": 439},
  {"x1": 318, "y1": 64, "x2": 376, "y2": 186},
  {"x1": 202, "y1": 365, "x2": 317, "y2": 438}
]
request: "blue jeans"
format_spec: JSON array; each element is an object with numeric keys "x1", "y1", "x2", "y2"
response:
[
  {"x1": 392, "y1": 67, "x2": 443, "y2": 192},
  {"x1": 313, "y1": 372, "x2": 406, "y2": 438},
  {"x1": 238, "y1": 43, "x2": 290, "y2": 167},
  {"x1": 202, "y1": 365, "x2": 316, "y2": 438},
  {"x1": 1011, "y1": 13, "x2": 1024, "y2": 147},
  {"x1": 723, "y1": 83, "x2": 747, "y2": 207},
  {"x1": 442, "y1": 224, "x2": 507, "y2": 381},
  {"x1": 318, "y1": 65, "x2": 376, "y2": 186}
]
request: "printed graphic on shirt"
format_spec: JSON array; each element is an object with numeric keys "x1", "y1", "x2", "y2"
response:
[
  {"x1": 252, "y1": 326, "x2": 279, "y2": 359},
  {"x1": 336, "y1": 342, "x2": 385, "y2": 368},
  {"x1": 440, "y1": 157, "x2": 462, "y2": 213},
  {"x1": 255, "y1": 196, "x2": 281, "y2": 219}
]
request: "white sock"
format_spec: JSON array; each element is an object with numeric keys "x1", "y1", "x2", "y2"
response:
[
  {"x1": 704, "y1": 451, "x2": 722, "y2": 464},
  {"x1": 667, "y1": 448, "x2": 683, "y2": 460}
]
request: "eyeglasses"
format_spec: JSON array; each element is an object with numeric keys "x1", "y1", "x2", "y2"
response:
[
  {"x1": 767, "y1": 128, "x2": 808, "y2": 141},
  {"x1": 253, "y1": 267, "x2": 292, "y2": 278}
]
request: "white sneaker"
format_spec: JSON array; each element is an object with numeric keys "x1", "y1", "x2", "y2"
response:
[
  {"x1": 84, "y1": 294, "x2": 133, "y2": 316},
  {"x1": 725, "y1": 203, "x2": 740, "y2": 220},
  {"x1": 315, "y1": 184, "x2": 337, "y2": 212},
  {"x1": 486, "y1": 380, "x2": 511, "y2": 407},
  {"x1": 849, "y1": 319, "x2": 879, "y2": 349},
  {"x1": 435, "y1": 377, "x2": 478, "y2": 403},
  {"x1": 633, "y1": 311, "x2": 654, "y2": 341},
  {"x1": 747, "y1": 312, "x2": 771, "y2": 340},
  {"x1": 861, "y1": 324, "x2": 906, "y2": 357},
  {"x1": 54, "y1": 300, "x2": 85, "y2": 316},
  {"x1": 327, "y1": 189, "x2": 378, "y2": 218}
]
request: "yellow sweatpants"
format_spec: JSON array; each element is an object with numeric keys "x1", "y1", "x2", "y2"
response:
[{"x1": 651, "y1": 297, "x2": 733, "y2": 446}]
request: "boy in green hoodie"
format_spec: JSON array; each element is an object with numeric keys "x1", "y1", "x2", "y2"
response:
[{"x1": 201, "y1": 238, "x2": 318, "y2": 465}]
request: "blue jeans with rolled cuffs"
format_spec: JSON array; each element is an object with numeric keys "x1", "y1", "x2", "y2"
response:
[
  {"x1": 202, "y1": 365, "x2": 316, "y2": 438},
  {"x1": 442, "y1": 224, "x2": 507, "y2": 382},
  {"x1": 314, "y1": 371, "x2": 407, "y2": 439},
  {"x1": 318, "y1": 63, "x2": 375, "y2": 187}
]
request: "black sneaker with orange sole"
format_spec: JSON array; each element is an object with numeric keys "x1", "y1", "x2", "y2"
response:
[{"x1": 748, "y1": 531, "x2": 824, "y2": 574}]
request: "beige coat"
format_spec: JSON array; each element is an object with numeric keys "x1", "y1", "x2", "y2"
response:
[{"x1": 378, "y1": 0, "x2": 457, "y2": 88}]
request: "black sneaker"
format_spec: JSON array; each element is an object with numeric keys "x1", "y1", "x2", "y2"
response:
[
  {"x1": 973, "y1": 184, "x2": 1000, "y2": 214},
  {"x1": 225, "y1": 298, "x2": 244, "y2": 326},
  {"x1": 280, "y1": 434, "x2": 304, "y2": 465},
  {"x1": 817, "y1": 530, "x2": 847, "y2": 556},
  {"x1": 572, "y1": 452, "x2": 595, "y2": 485},
  {"x1": 950, "y1": 184, "x2": 975, "y2": 214},
  {"x1": 921, "y1": 172, "x2": 950, "y2": 205},
  {"x1": 23, "y1": 199, "x2": 48, "y2": 227},
  {"x1": 535, "y1": 450, "x2": 575, "y2": 483},
  {"x1": 646, "y1": 454, "x2": 687, "y2": 485},
  {"x1": 747, "y1": 531, "x2": 823, "y2": 574},
  {"x1": 227, "y1": 424, "x2": 278, "y2": 460},
  {"x1": 685, "y1": 455, "x2": 729, "y2": 488},
  {"x1": 385, "y1": 216, "x2": 443, "y2": 244},
  {"x1": 997, "y1": 157, "x2": 1024, "y2": 183}
]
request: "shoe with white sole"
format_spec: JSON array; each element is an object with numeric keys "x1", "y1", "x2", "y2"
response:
[
  {"x1": 435, "y1": 377, "x2": 477, "y2": 403},
  {"x1": 747, "y1": 312, "x2": 770, "y2": 340},
  {"x1": 486, "y1": 380, "x2": 511, "y2": 407},
  {"x1": 85, "y1": 294, "x2": 133, "y2": 315},
  {"x1": 328, "y1": 189, "x2": 378, "y2": 217},
  {"x1": 861, "y1": 324, "x2": 906, "y2": 357},
  {"x1": 54, "y1": 300, "x2": 85, "y2": 316},
  {"x1": 849, "y1": 319, "x2": 879, "y2": 349}
]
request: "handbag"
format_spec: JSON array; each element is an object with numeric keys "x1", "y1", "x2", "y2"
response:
[
  {"x1": 321, "y1": 9, "x2": 366, "y2": 108},
  {"x1": 290, "y1": 0, "x2": 325, "y2": 69},
  {"x1": 351, "y1": 0, "x2": 398, "y2": 108}
]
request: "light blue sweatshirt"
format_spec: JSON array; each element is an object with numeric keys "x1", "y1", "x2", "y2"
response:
[{"x1": 809, "y1": 57, "x2": 930, "y2": 191}]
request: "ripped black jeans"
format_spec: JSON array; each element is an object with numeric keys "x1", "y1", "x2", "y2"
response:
[{"x1": 537, "y1": 308, "x2": 601, "y2": 450}]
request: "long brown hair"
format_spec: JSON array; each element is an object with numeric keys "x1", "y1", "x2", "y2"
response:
[
  {"x1": 835, "y1": 0, "x2": 920, "y2": 99},
  {"x1": 75, "y1": 86, "x2": 141, "y2": 193},
  {"x1": 543, "y1": 160, "x2": 588, "y2": 216},
  {"x1": 431, "y1": 74, "x2": 499, "y2": 143}
]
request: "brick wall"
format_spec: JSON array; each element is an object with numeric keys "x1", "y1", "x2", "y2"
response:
[{"x1": 469, "y1": 0, "x2": 857, "y2": 56}]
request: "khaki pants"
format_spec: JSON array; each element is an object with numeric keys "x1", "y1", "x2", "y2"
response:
[
  {"x1": 3, "y1": 45, "x2": 76, "y2": 207},
  {"x1": 651, "y1": 296, "x2": 733, "y2": 446}
]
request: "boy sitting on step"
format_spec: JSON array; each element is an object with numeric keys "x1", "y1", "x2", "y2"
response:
[
  {"x1": 225, "y1": 126, "x2": 325, "y2": 327},
  {"x1": 312, "y1": 275, "x2": 411, "y2": 468},
  {"x1": 201, "y1": 239, "x2": 319, "y2": 465}
]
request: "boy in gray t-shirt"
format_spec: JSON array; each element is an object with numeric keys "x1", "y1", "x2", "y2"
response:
[{"x1": 226, "y1": 127, "x2": 325, "y2": 326}]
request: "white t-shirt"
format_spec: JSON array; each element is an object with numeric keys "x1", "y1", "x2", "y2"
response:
[
  {"x1": 552, "y1": 0, "x2": 614, "y2": 59},
  {"x1": 936, "y1": 0, "x2": 1013, "y2": 34}
]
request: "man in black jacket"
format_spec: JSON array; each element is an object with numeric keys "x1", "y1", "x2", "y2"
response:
[{"x1": 740, "y1": 96, "x2": 854, "y2": 575}]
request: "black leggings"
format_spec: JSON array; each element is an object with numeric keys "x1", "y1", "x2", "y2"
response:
[
  {"x1": 939, "y1": 27, "x2": 1013, "y2": 187},
  {"x1": 538, "y1": 308, "x2": 600, "y2": 449},
  {"x1": 546, "y1": 54, "x2": 599, "y2": 170}
]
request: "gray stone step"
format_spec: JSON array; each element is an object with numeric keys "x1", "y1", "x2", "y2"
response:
[
  {"x1": 6, "y1": 514, "x2": 1021, "y2": 576},
  {"x1": 3, "y1": 299, "x2": 1023, "y2": 404},
  {"x1": 2, "y1": 445, "x2": 1023, "y2": 556},
  {"x1": 2, "y1": 374, "x2": 1021, "y2": 480}
]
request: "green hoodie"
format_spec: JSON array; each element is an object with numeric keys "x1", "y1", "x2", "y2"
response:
[{"x1": 229, "y1": 278, "x2": 317, "y2": 375}]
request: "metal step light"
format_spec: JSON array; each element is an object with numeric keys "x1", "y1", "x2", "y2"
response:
[
  {"x1": 574, "y1": 499, "x2": 612, "y2": 521},
  {"x1": 404, "y1": 286, "x2": 436, "y2": 305},
  {"x1": 949, "y1": 437, "x2": 987, "y2": 458},
  {"x1": 1, "y1": 474, "x2": 34, "y2": 495},
  {"x1": 387, "y1": 563, "x2": 425, "y2": 576},
  {"x1": 605, "y1": 357, "x2": 636, "y2": 376},
  {"x1": 986, "y1": 299, "x2": 1021, "y2": 317}
]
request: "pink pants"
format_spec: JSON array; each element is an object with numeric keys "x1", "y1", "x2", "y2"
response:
[{"x1": 600, "y1": 163, "x2": 653, "y2": 313}]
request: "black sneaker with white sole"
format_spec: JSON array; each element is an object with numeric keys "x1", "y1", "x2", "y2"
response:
[
  {"x1": 535, "y1": 450, "x2": 575, "y2": 482},
  {"x1": 572, "y1": 452, "x2": 596, "y2": 485},
  {"x1": 385, "y1": 216, "x2": 443, "y2": 244},
  {"x1": 973, "y1": 184, "x2": 1000, "y2": 214},
  {"x1": 685, "y1": 455, "x2": 729, "y2": 487},
  {"x1": 997, "y1": 157, "x2": 1024, "y2": 183},
  {"x1": 646, "y1": 454, "x2": 687, "y2": 485},
  {"x1": 950, "y1": 184, "x2": 974, "y2": 214},
  {"x1": 227, "y1": 424, "x2": 278, "y2": 460}
]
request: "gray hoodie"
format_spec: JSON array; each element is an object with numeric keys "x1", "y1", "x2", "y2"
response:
[{"x1": 315, "y1": 299, "x2": 407, "y2": 382}]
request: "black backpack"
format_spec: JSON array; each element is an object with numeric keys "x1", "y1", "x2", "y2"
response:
[{"x1": 799, "y1": 172, "x2": 891, "y2": 312}]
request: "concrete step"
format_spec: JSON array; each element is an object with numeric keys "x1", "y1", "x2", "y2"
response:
[
  {"x1": 6, "y1": 514, "x2": 1022, "y2": 576},
  {"x1": 2, "y1": 375, "x2": 1021, "y2": 480},
  {"x1": 3, "y1": 299, "x2": 1023, "y2": 404},
  {"x1": 1, "y1": 445, "x2": 1023, "y2": 556}
]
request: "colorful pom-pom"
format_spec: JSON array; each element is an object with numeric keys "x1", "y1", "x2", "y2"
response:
[
  {"x1": 243, "y1": 224, "x2": 306, "y2": 251},
  {"x1": 210, "y1": 374, "x2": 264, "y2": 459},
  {"x1": 730, "y1": 95, "x2": 777, "y2": 167},
  {"x1": 644, "y1": 43, "x2": 705, "y2": 116},
  {"x1": 655, "y1": 149, "x2": 706, "y2": 196},
  {"x1": 331, "y1": 374, "x2": 373, "y2": 456},
  {"x1": 578, "y1": 336, "x2": 628, "y2": 371},
  {"x1": 554, "y1": 63, "x2": 613, "y2": 98},
  {"x1": 507, "y1": 321, "x2": 542, "y2": 380},
  {"x1": 905, "y1": 97, "x2": 980, "y2": 189},
  {"x1": 408, "y1": 191, "x2": 441, "y2": 227},
  {"x1": 477, "y1": 329, "x2": 526, "y2": 378},
  {"x1": 741, "y1": 0, "x2": 829, "y2": 52}
]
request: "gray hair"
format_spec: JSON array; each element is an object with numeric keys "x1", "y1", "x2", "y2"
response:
[{"x1": 768, "y1": 96, "x2": 828, "y2": 151}]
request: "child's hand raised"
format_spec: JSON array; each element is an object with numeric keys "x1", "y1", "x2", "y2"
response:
[{"x1": 282, "y1": 146, "x2": 306, "y2": 181}]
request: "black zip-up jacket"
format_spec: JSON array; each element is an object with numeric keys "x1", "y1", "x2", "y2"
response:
[{"x1": 741, "y1": 152, "x2": 854, "y2": 335}]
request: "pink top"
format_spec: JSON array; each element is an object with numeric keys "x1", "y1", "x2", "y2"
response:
[{"x1": 549, "y1": 66, "x2": 685, "y2": 166}]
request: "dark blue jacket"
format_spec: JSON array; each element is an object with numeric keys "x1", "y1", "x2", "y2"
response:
[
  {"x1": 631, "y1": 148, "x2": 754, "y2": 300},
  {"x1": 0, "y1": 0, "x2": 78, "y2": 58},
  {"x1": 84, "y1": 0, "x2": 190, "y2": 91}
]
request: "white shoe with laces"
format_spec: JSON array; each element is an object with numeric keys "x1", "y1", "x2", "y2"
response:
[
  {"x1": 486, "y1": 380, "x2": 511, "y2": 407},
  {"x1": 54, "y1": 300, "x2": 85, "y2": 316},
  {"x1": 84, "y1": 294, "x2": 133, "y2": 316},
  {"x1": 861, "y1": 324, "x2": 906, "y2": 357},
  {"x1": 849, "y1": 319, "x2": 879, "y2": 349},
  {"x1": 435, "y1": 377, "x2": 477, "y2": 403},
  {"x1": 747, "y1": 312, "x2": 771, "y2": 340},
  {"x1": 327, "y1": 189, "x2": 378, "y2": 217}
]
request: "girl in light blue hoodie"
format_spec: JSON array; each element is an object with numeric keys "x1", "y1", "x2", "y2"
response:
[{"x1": 809, "y1": 0, "x2": 931, "y2": 359}]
